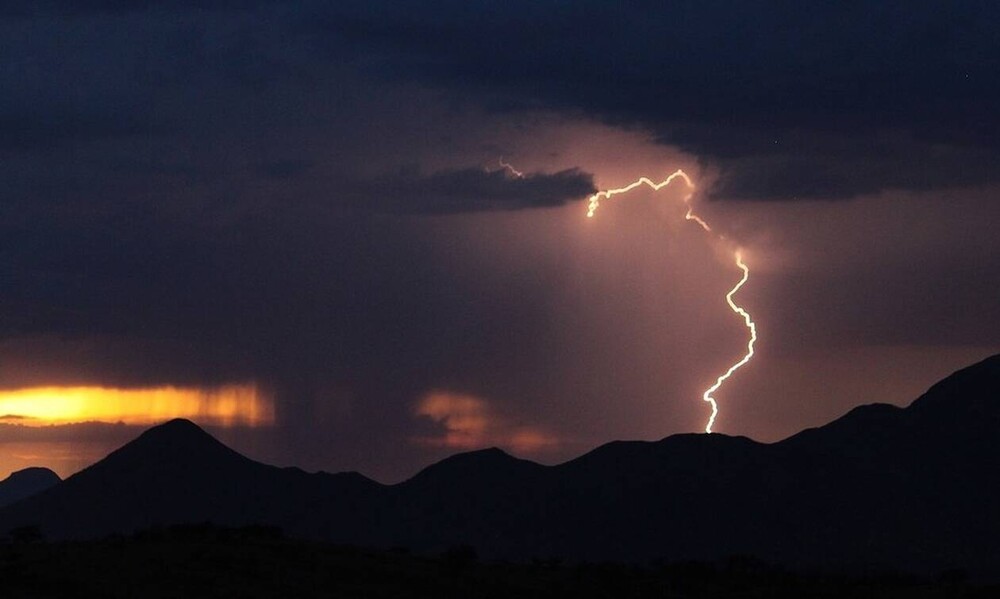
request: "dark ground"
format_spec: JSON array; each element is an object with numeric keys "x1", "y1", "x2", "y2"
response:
[{"x1": 0, "y1": 525, "x2": 995, "y2": 598}]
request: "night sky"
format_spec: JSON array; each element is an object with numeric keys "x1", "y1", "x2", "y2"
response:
[{"x1": 2, "y1": 1, "x2": 998, "y2": 482}]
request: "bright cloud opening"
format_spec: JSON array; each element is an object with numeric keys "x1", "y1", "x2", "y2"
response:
[{"x1": 0, "y1": 383, "x2": 274, "y2": 427}]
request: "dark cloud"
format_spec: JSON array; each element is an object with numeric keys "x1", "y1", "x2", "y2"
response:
[
  {"x1": 0, "y1": 1, "x2": 266, "y2": 17},
  {"x1": 314, "y1": 1, "x2": 1000, "y2": 199},
  {"x1": 1, "y1": 1, "x2": 998, "y2": 482},
  {"x1": 9, "y1": 1, "x2": 996, "y2": 200},
  {"x1": 703, "y1": 136, "x2": 1000, "y2": 201},
  {"x1": 0, "y1": 110, "x2": 161, "y2": 151},
  {"x1": 353, "y1": 167, "x2": 596, "y2": 215},
  {"x1": 254, "y1": 160, "x2": 315, "y2": 181},
  {"x1": 0, "y1": 422, "x2": 136, "y2": 443}
]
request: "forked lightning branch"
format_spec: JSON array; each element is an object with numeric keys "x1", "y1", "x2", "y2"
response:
[
  {"x1": 586, "y1": 170, "x2": 756, "y2": 433},
  {"x1": 499, "y1": 161, "x2": 755, "y2": 432}
]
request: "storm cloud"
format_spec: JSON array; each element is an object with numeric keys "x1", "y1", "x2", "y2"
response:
[
  {"x1": 6, "y1": 2, "x2": 998, "y2": 200},
  {"x1": 1, "y1": 2, "x2": 998, "y2": 482},
  {"x1": 318, "y1": 1, "x2": 1000, "y2": 199},
  {"x1": 353, "y1": 167, "x2": 596, "y2": 215}
]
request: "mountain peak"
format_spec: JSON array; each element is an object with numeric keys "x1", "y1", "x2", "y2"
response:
[
  {"x1": 133, "y1": 418, "x2": 220, "y2": 447},
  {"x1": 87, "y1": 418, "x2": 250, "y2": 479},
  {"x1": 415, "y1": 447, "x2": 514, "y2": 473},
  {"x1": 0, "y1": 467, "x2": 61, "y2": 508},
  {"x1": 405, "y1": 446, "x2": 542, "y2": 487},
  {"x1": 909, "y1": 353, "x2": 1000, "y2": 413},
  {"x1": 143, "y1": 417, "x2": 208, "y2": 436},
  {"x1": 2, "y1": 467, "x2": 60, "y2": 484}
]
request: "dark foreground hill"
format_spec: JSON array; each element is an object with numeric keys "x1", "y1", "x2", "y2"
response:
[
  {"x1": 0, "y1": 468, "x2": 60, "y2": 508},
  {"x1": 3, "y1": 525, "x2": 995, "y2": 599},
  {"x1": 1, "y1": 354, "x2": 998, "y2": 578}
]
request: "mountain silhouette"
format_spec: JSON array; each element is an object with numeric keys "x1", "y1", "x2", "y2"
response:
[
  {"x1": 0, "y1": 418, "x2": 382, "y2": 541},
  {"x1": 1, "y1": 354, "x2": 998, "y2": 576},
  {"x1": 0, "y1": 467, "x2": 60, "y2": 508}
]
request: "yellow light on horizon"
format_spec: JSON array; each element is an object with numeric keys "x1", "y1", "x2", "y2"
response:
[{"x1": 0, "y1": 383, "x2": 274, "y2": 427}]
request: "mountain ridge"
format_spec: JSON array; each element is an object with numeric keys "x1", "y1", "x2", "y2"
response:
[{"x1": 1, "y1": 353, "x2": 998, "y2": 576}]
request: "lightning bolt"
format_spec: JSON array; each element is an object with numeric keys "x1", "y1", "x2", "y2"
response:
[
  {"x1": 498, "y1": 157, "x2": 526, "y2": 178},
  {"x1": 700, "y1": 251, "x2": 756, "y2": 432},
  {"x1": 585, "y1": 169, "x2": 756, "y2": 433}
]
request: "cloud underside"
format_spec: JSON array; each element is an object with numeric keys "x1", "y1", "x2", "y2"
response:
[
  {"x1": 4, "y1": 3, "x2": 998, "y2": 201},
  {"x1": 320, "y1": 1, "x2": 1000, "y2": 200},
  {"x1": 358, "y1": 168, "x2": 596, "y2": 214}
]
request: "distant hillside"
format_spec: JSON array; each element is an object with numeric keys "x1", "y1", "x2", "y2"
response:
[
  {"x1": 0, "y1": 418, "x2": 381, "y2": 542},
  {"x1": 0, "y1": 467, "x2": 60, "y2": 508},
  {"x1": 2, "y1": 353, "x2": 998, "y2": 577}
]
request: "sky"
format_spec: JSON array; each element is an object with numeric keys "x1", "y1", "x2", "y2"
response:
[{"x1": 1, "y1": 1, "x2": 999, "y2": 482}]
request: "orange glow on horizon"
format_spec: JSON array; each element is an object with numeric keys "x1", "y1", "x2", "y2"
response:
[
  {"x1": 413, "y1": 390, "x2": 557, "y2": 453},
  {"x1": 0, "y1": 383, "x2": 274, "y2": 427}
]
